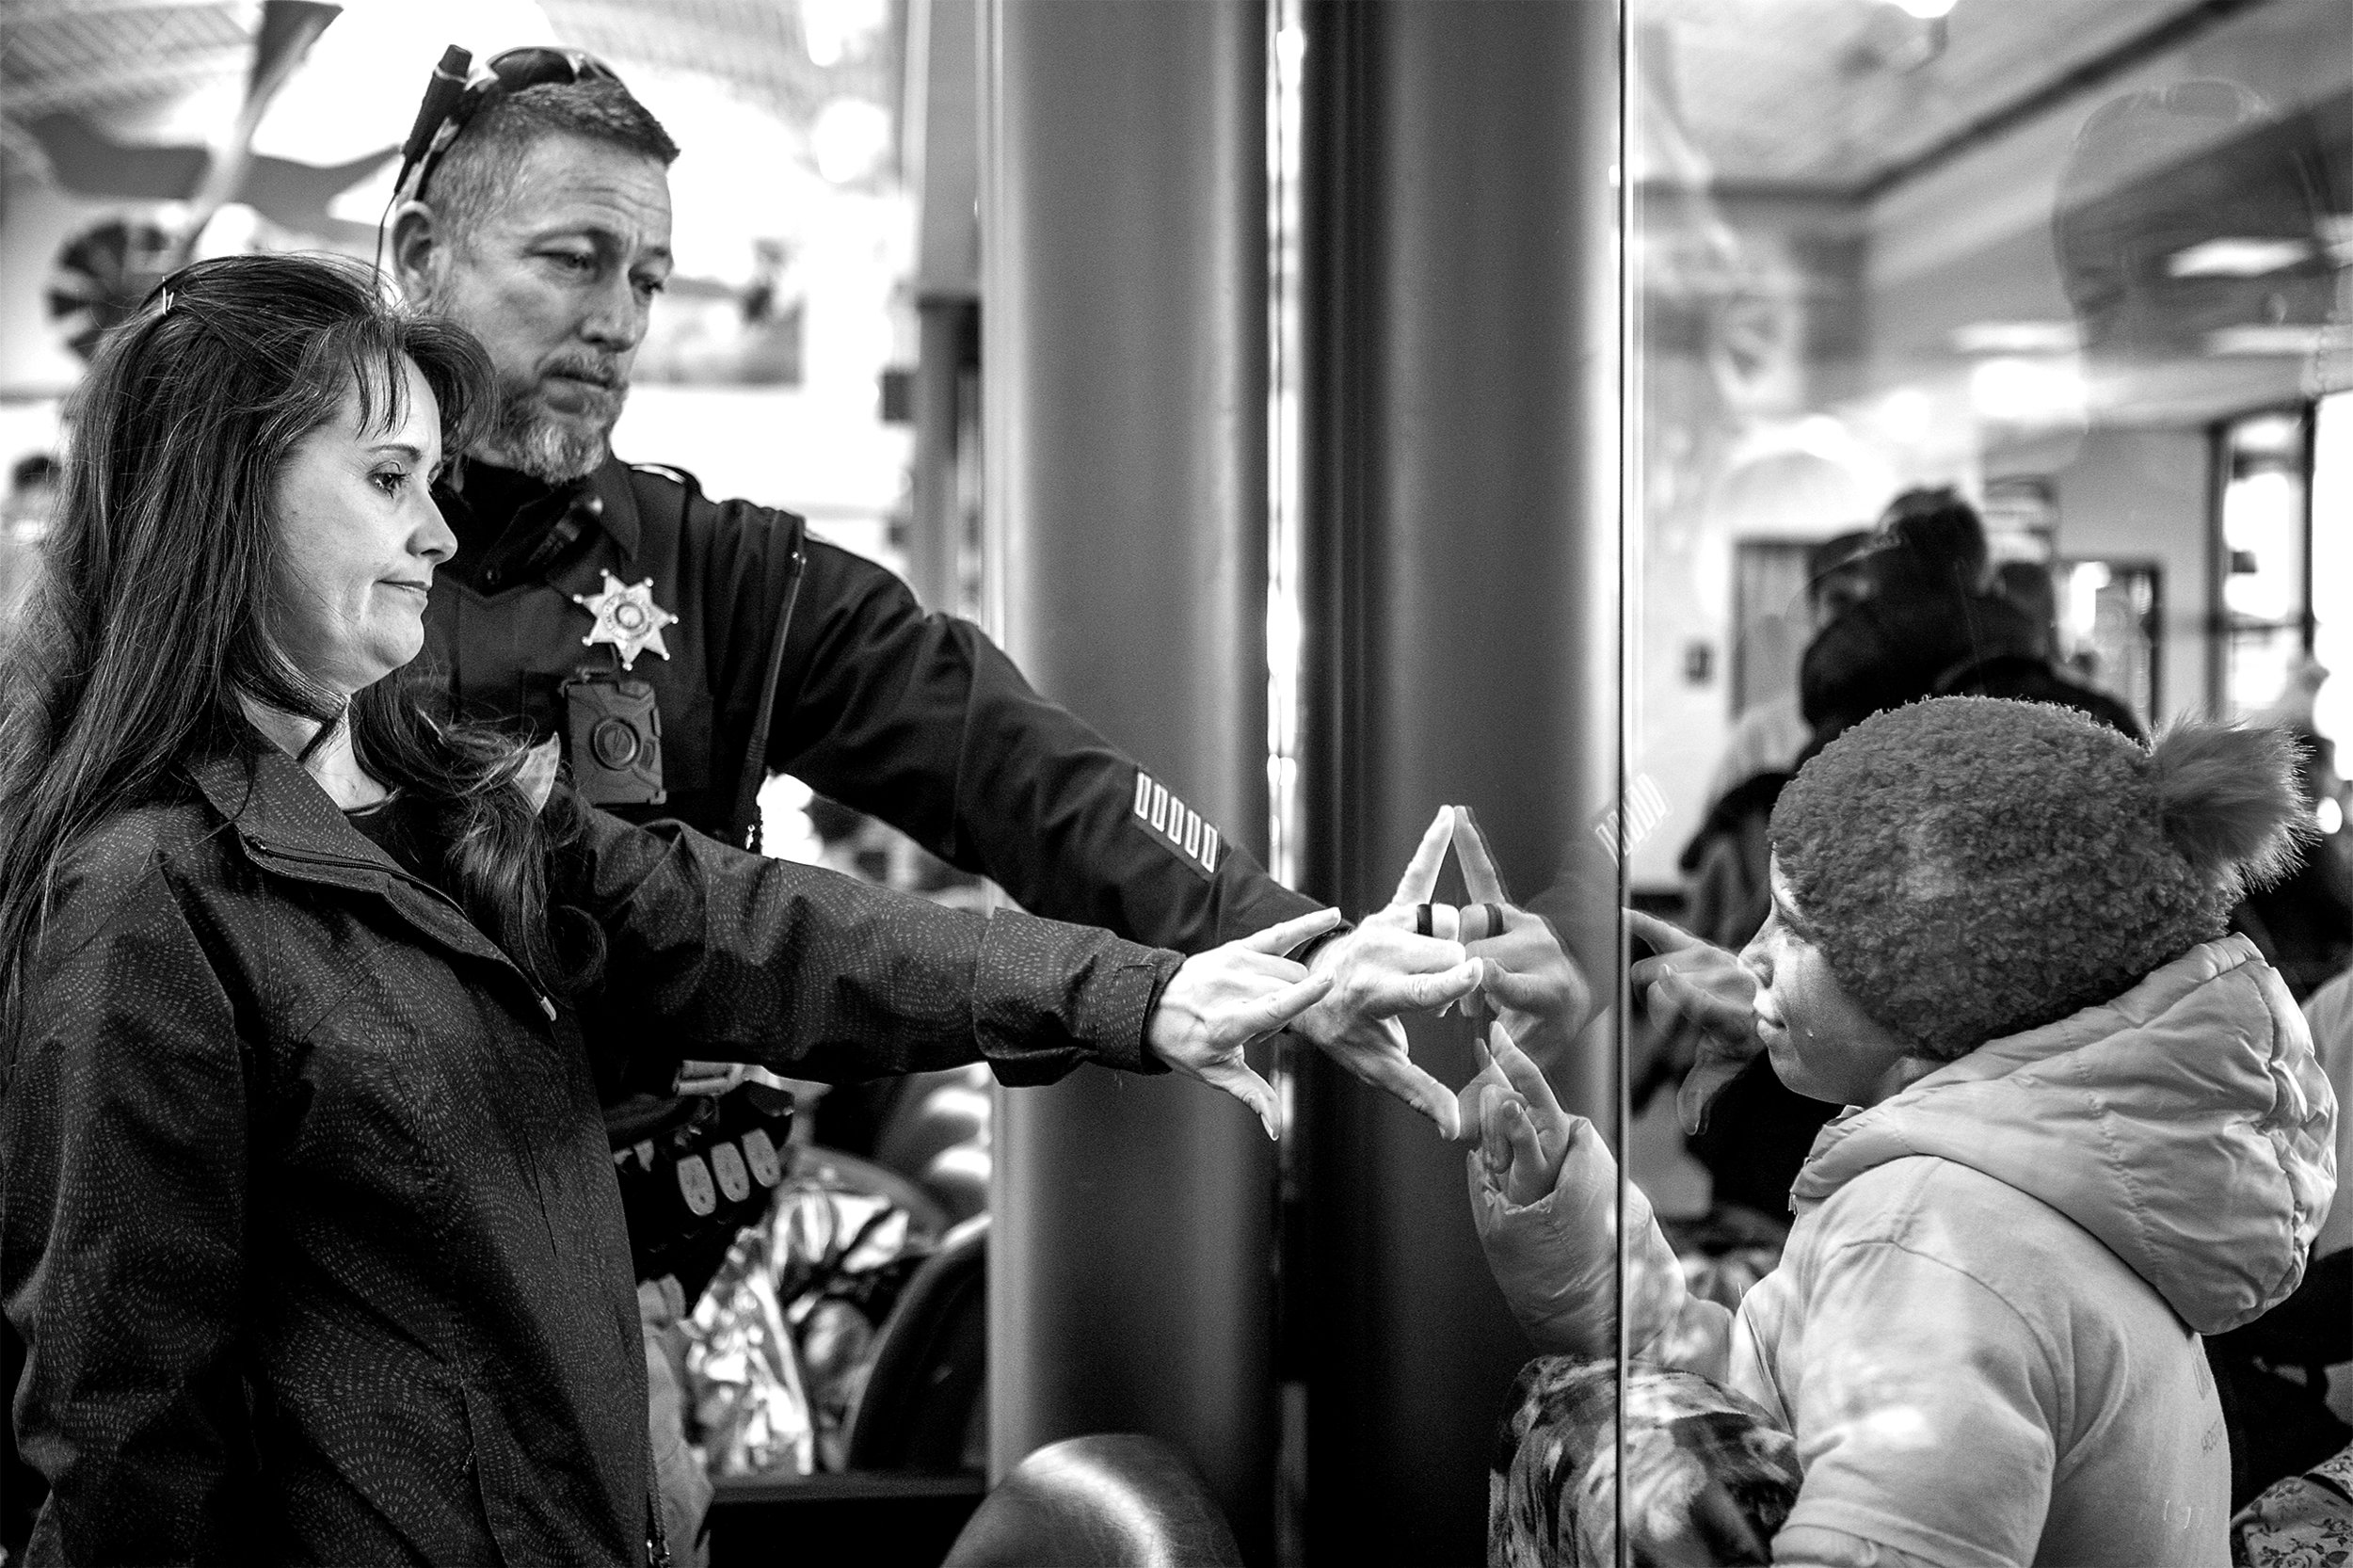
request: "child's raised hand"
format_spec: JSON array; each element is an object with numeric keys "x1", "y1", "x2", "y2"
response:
[
  {"x1": 1625, "y1": 908, "x2": 1763, "y2": 1136},
  {"x1": 1472, "y1": 1024, "x2": 1578, "y2": 1206}
]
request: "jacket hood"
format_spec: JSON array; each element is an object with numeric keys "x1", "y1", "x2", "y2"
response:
[{"x1": 1788, "y1": 935, "x2": 2337, "y2": 1334}]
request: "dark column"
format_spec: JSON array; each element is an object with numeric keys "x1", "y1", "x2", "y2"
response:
[
  {"x1": 904, "y1": 0, "x2": 982, "y2": 614},
  {"x1": 981, "y1": 0, "x2": 1277, "y2": 1556},
  {"x1": 906, "y1": 298, "x2": 978, "y2": 614},
  {"x1": 1297, "y1": 2, "x2": 1623, "y2": 1560}
]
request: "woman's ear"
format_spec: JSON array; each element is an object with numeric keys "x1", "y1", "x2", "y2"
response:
[{"x1": 2151, "y1": 721, "x2": 2314, "y2": 892}]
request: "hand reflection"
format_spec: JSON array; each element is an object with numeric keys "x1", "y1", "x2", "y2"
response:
[
  {"x1": 1450, "y1": 808, "x2": 1593, "y2": 1050},
  {"x1": 1625, "y1": 908, "x2": 1762, "y2": 1137},
  {"x1": 1289, "y1": 806, "x2": 1486, "y2": 1138}
]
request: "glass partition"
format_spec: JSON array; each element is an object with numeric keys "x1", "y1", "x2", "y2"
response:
[{"x1": 1615, "y1": 0, "x2": 2349, "y2": 1553}]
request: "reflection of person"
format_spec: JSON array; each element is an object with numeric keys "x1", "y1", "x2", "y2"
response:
[
  {"x1": 1473, "y1": 699, "x2": 2335, "y2": 1566},
  {"x1": 0, "y1": 455, "x2": 58, "y2": 625},
  {"x1": 1805, "y1": 488, "x2": 2144, "y2": 748},
  {"x1": 381, "y1": 52, "x2": 1480, "y2": 1554},
  {"x1": 0, "y1": 256, "x2": 1349, "y2": 1565},
  {"x1": 1698, "y1": 528, "x2": 1873, "y2": 817}
]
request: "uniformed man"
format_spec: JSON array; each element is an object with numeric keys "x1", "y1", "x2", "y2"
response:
[{"x1": 383, "y1": 47, "x2": 1489, "y2": 1562}]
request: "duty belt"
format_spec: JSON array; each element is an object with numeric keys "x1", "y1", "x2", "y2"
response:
[{"x1": 609, "y1": 1082, "x2": 794, "y2": 1288}]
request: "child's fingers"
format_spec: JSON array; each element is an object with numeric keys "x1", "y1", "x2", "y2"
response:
[
  {"x1": 1477, "y1": 1083, "x2": 1511, "y2": 1171},
  {"x1": 1500, "y1": 1097, "x2": 1548, "y2": 1197},
  {"x1": 1490, "y1": 1024, "x2": 1567, "y2": 1122}
]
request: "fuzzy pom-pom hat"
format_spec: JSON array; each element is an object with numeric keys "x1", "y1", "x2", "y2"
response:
[{"x1": 1769, "y1": 697, "x2": 2312, "y2": 1060}]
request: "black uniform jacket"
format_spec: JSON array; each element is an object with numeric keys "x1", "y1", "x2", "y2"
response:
[
  {"x1": 424, "y1": 457, "x2": 1316, "y2": 950},
  {"x1": 0, "y1": 746, "x2": 1176, "y2": 1567}
]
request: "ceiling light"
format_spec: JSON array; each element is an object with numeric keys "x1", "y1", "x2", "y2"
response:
[
  {"x1": 2206, "y1": 326, "x2": 2330, "y2": 357},
  {"x1": 1969, "y1": 358, "x2": 2085, "y2": 424},
  {"x1": 1950, "y1": 321, "x2": 2078, "y2": 355},
  {"x1": 1890, "y1": 0, "x2": 1958, "y2": 18},
  {"x1": 2169, "y1": 238, "x2": 2316, "y2": 279}
]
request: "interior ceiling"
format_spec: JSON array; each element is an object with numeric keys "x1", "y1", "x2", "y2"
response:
[
  {"x1": 1646, "y1": 0, "x2": 2237, "y2": 192},
  {"x1": 0, "y1": 0, "x2": 2275, "y2": 197},
  {"x1": 1, "y1": 0, "x2": 892, "y2": 185}
]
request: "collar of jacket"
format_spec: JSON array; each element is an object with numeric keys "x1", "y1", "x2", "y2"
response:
[
  {"x1": 440, "y1": 455, "x2": 643, "y2": 562},
  {"x1": 586, "y1": 456, "x2": 644, "y2": 560},
  {"x1": 184, "y1": 747, "x2": 521, "y2": 982}
]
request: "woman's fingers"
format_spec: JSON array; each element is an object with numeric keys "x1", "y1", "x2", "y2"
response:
[
  {"x1": 1232, "y1": 971, "x2": 1334, "y2": 1041},
  {"x1": 1242, "y1": 905, "x2": 1344, "y2": 956},
  {"x1": 1497, "y1": 1096, "x2": 1553, "y2": 1206},
  {"x1": 1343, "y1": 1036, "x2": 1464, "y2": 1140},
  {"x1": 1388, "y1": 806, "x2": 1458, "y2": 907},
  {"x1": 1400, "y1": 958, "x2": 1484, "y2": 1011},
  {"x1": 1199, "y1": 1054, "x2": 1282, "y2": 1141}
]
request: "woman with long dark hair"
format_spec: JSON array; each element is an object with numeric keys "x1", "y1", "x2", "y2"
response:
[{"x1": 0, "y1": 254, "x2": 1339, "y2": 1566}]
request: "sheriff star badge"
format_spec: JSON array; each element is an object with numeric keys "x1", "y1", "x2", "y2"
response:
[{"x1": 572, "y1": 570, "x2": 678, "y2": 669}]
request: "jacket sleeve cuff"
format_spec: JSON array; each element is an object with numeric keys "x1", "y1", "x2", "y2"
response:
[{"x1": 973, "y1": 909, "x2": 1181, "y2": 1084}]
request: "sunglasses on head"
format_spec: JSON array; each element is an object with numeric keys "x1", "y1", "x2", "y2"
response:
[{"x1": 394, "y1": 44, "x2": 622, "y2": 203}]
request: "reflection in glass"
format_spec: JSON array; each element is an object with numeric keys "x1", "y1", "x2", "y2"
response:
[{"x1": 1602, "y1": 0, "x2": 2351, "y2": 1557}]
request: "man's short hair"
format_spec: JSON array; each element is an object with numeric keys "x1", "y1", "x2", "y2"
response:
[
  {"x1": 1873, "y1": 486, "x2": 1989, "y2": 596},
  {"x1": 425, "y1": 78, "x2": 680, "y2": 244}
]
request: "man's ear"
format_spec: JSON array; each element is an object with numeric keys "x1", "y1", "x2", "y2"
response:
[{"x1": 387, "y1": 201, "x2": 440, "y2": 298}]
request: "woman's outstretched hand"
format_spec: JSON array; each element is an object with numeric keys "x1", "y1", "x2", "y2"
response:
[
  {"x1": 1148, "y1": 907, "x2": 1343, "y2": 1138},
  {"x1": 1288, "y1": 808, "x2": 1487, "y2": 1138},
  {"x1": 1625, "y1": 908, "x2": 1761, "y2": 1136},
  {"x1": 1472, "y1": 1025, "x2": 1579, "y2": 1206}
]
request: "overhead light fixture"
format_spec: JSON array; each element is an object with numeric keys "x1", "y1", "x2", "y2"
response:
[
  {"x1": 1969, "y1": 357, "x2": 2085, "y2": 424},
  {"x1": 1950, "y1": 321, "x2": 2079, "y2": 355},
  {"x1": 1890, "y1": 0, "x2": 1958, "y2": 17},
  {"x1": 2169, "y1": 237, "x2": 2316, "y2": 279},
  {"x1": 2206, "y1": 325, "x2": 2330, "y2": 357}
]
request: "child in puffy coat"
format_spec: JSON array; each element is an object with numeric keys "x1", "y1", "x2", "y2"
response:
[{"x1": 1470, "y1": 697, "x2": 2338, "y2": 1568}]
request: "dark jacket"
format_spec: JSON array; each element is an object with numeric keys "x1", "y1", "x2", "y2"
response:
[
  {"x1": 424, "y1": 457, "x2": 1314, "y2": 949},
  {"x1": 0, "y1": 747, "x2": 1176, "y2": 1567}
]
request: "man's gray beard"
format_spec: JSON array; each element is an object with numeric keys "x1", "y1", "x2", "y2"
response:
[
  {"x1": 480, "y1": 380, "x2": 615, "y2": 484},
  {"x1": 411, "y1": 276, "x2": 616, "y2": 483}
]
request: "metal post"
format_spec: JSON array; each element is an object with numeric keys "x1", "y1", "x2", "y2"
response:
[
  {"x1": 981, "y1": 0, "x2": 1277, "y2": 1554},
  {"x1": 1297, "y1": 1, "x2": 1623, "y2": 1559}
]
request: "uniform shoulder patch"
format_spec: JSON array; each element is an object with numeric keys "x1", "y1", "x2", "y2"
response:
[{"x1": 1132, "y1": 770, "x2": 1222, "y2": 880}]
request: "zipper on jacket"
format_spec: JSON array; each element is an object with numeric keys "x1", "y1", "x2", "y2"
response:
[{"x1": 243, "y1": 834, "x2": 557, "y2": 1021}]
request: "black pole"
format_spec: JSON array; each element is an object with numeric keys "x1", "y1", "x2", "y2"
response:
[
  {"x1": 1298, "y1": 1, "x2": 1622, "y2": 1558},
  {"x1": 983, "y1": 1, "x2": 1279, "y2": 1555}
]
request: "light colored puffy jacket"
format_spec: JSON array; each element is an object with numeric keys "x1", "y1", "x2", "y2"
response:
[{"x1": 1473, "y1": 935, "x2": 2338, "y2": 1568}]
